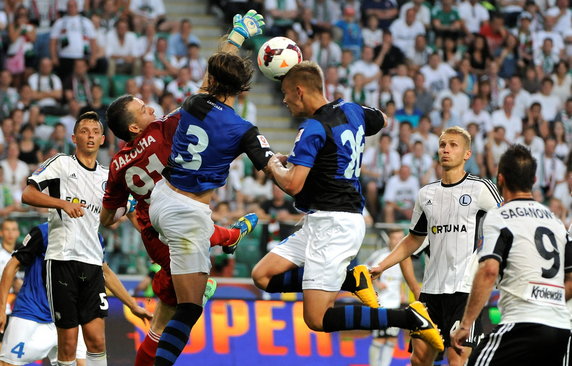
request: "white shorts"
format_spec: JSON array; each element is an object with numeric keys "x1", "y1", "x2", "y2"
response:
[
  {"x1": 150, "y1": 179, "x2": 214, "y2": 275},
  {"x1": 271, "y1": 211, "x2": 365, "y2": 291},
  {"x1": 0, "y1": 317, "x2": 86, "y2": 364}
]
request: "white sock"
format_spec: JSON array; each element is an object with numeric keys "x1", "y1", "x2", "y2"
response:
[
  {"x1": 369, "y1": 342, "x2": 382, "y2": 366},
  {"x1": 86, "y1": 351, "x2": 107, "y2": 366},
  {"x1": 57, "y1": 361, "x2": 77, "y2": 366},
  {"x1": 379, "y1": 341, "x2": 395, "y2": 366}
]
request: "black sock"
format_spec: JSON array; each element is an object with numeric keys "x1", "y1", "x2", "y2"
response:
[
  {"x1": 155, "y1": 302, "x2": 203, "y2": 366},
  {"x1": 340, "y1": 267, "x2": 356, "y2": 292},
  {"x1": 322, "y1": 306, "x2": 388, "y2": 333},
  {"x1": 265, "y1": 267, "x2": 304, "y2": 293},
  {"x1": 386, "y1": 308, "x2": 417, "y2": 329}
]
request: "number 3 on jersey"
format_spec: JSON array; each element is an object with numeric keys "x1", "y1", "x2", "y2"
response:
[
  {"x1": 174, "y1": 125, "x2": 209, "y2": 170},
  {"x1": 341, "y1": 125, "x2": 365, "y2": 179}
]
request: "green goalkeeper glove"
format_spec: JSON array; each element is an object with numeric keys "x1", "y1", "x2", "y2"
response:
[{"x1": 228, "y1": 9, "x2": 265, "y2": 48}]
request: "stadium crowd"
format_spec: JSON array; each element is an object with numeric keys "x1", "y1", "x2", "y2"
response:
[{"x1": 0, "y1": 0, "x2": 571, "y2": 274}]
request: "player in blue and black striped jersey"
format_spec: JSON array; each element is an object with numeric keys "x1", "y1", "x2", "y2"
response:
[
  {"x1": 0, "y1": 223, "x2": 151, "y2": 365},
  {"x1": 251, "y1": 61, "x2": 444, "y2": 352}
]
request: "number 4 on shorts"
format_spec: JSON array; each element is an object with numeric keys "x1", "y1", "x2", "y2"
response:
[{"x1": 11, "y1": 342, "x2": 25, "y2": 358}]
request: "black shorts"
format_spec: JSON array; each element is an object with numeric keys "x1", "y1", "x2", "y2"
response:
[
  {"x1": 419, "y1": 292, "x2": 483, "y2": 348},
  {"x1": 46, "y1": 260, "x2": 108, "y2": 329},
  {"x1": 469, "y1": 323, "x2": 569, "y2": 366}
]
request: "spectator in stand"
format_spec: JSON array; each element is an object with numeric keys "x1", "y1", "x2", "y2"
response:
[
  {"x1": 15, "y1": 85, "x2": 40, "y2": 126},
  {"x1": 0, "y1": 166, "x2": 20, "y2": 217},
  {"x1": 394, "y1": 120, "x2": 414, "y2": 156},
  {"x1": 0, "y1": 118, "x2": 14, "y2": 153},
  {"x1": 555, "y1": 97, "x2": 572, "y2": 142},
  {"x1": 551, "y1": 120, "x2": 569, "y2": 161},
  {"x1": 406, "y1": 33, "x2": 432, "y2": 69},
  {"x1": 337, "y1": 49, "x2": 354, "y2": 87},
  {"x1": 460, "y1": 96, "x2": 492, "y2": 135},
  {"x1": 129, "y1": 0, "x2": 166, "y2": 24},
  {"x1": 324, "y1": 66, "x2": 345, "y2": 102},
  {"x1": 515, "y1": 11, "x2": 534, "y2": 68},
  {"x1": 383, "y1": 164, "x2": 419, "y2": 223},
  {"x1": 551, "y1": 60, "x2": 571, "y2": 105},
  {"x1": 99, "y1": 0, "x2": 119, "y2": 32},
  {"x1": 311, "y1": 30, "x2": 342, "y2": 71},
  {"x1": 522, "y1": 101, "x2": 547, "y2": 134},
  {"x1": 349, "y1": 46, "x2": 381, "y2": 94},
  {"x1": 390, "y1": 7, "x2": 425, "y2": 55},
  {"x1": 480, "y1": 13, "x2": 508, "y2": 55},
  {"x1": 362, "y1": 0, "x2": 398, "y2": 30},
  {"x1": 412, "y1": 115, "x2": 439, "y2": 157},
  {"x1": 430, "y1": 96, "x2": 461, "y2": 135},
  {"x1": 292, "y1": 7, "x2": 318, "y2": 46},
  {"x1": 43, "y1": 122, "x2": 75, "y2": 156},
  {"x1": 28, "y1": 57, "x2": 64, "y2": 114},
  {"x1": 483, "y1": 60, "x2": 506, "y2": 106},
  {"x1": 391, "y1": 63, "x2": 414, "y2": 99},
  {"x1": 167, "y1": 19, "x2": 200, "y2": 59},
  {"x1": 242, "y1": 169, "x2": 273, "y2": 204},
  {"x1": 458, "y1": 0, "x2": 490, "y2": 36},
  {"x1": 499, "y1": 74, "x2": 531, "y2": 118},
  {"x1": 346, "y1": 73, "x2": 377, "y2": 107},
  {"x1": 165, "y1": 67, "x2": 200, "y2": 104},
  {"x1": 134, "y1": 60, "x2": 165, "y2": 97},
  {"x1": 496, "y1": 33, "x2": 520, "y2": 79},
  {"x1": 1, "y1": 141, "x2": 29, "y2": 203},
  {"x1": 535, "y1": 137, "x2": 566, "y2": 201},
  {"x1": 361, "y1": 133, "x2": 401, "y2": 222},
  {"x1": 63, "y1": 59, "x2": 93, "y2": 107},
  {"x1": 139, "y1": 82, "x2": 164, "y2": 119},
  {"x1": 395, "y1": 89, "x2": 422, "y2": 128},
  {"x1": 49, "y1": 0, "x2": 96, "y2": 81},
  {"x1": 375, "y1": 31, "x2": 405, "y2": 74},
  {"x1": 307, "y1": 0, "x2": 342, "y2": 28},
  {"x1": 0, "y1": 70, "x2": 19, "y2": 120},
  {"x1": 17, "y1": 124, "x2": 42, "y2": 170},
  {"x1": 457, "y1": 58, "x2": 478, "y2": 96},
  {"x1": 144, "y1": 37, "x2": 177, "y2": 79},
  {"x1": 431, "y1": 0, "x2": 462, "y2": 44},
  {"x1": 439, "y1": 37, "x2": 462, "y2": 68},
  {"x1": 522, "y1": 64, "x2": 541, "y2": 93},
  {"x1": 334, "y1": 5, "x2": 362, "y2": 59},
  {"x1": 182, "y1": 43, "x2": 207, "y2": 84},
  {"x1": 159, "y1": 92, "x2": 178, "y2": 116},
  {"x1": 465, "y1": 122, "x2": 486, "y2": 176},
  {"x1": 516, "y1": 125, "x2": 545, "y2": 157},
  {"x1": 485, "y1": 125, "x2": 510, "y2": 177},
  {"x1": 402, "y1": 140, "x2": 436, "y2": 186},
  {"x1": 498, "y1": 0, "x2": 525, "y2": 29},
  {"x1": 6, "y1": 6, "x2": 36, "y2": 87},
  {"x1": 534, "y1": 37, "x2": 559, "y2": 78},
  {"x1": 420, "y1": 52, "x2": 456, "y2": 96},
  {"x1": 265, "y1": 0, "x2": 298, "y2": 36},
  {"x1": 530, "y1": 77, "x2": 561, "y2": 121},
  {"x1": 234, "y1": 91, "x2": 257, "y2": 124},
  {"x1": 399, "y1": 0, "x2": 430, "y2": 29},
  {"x1": 105, "y1": 18, "x2": 139, "y2": 77},
  {"x1": 545, "y1": 0, "x2": 571, "y2": 36},
  {"x1": 491, "y1": 94, "x2": 522, "y2": 143},
  {"x1": 79, "y1": 84, "x2": 113, "y2": 165},
  {"x1": 476, "y1": 78, "x2": 495, "y2": 112},
  {"x1": 135, "y1": 21, "x2": 158, "y2": 62},
  {"x1": 412, "y1": 72, "x2": 433, "y2": 116},
  {"x1": 376, "y1": 74, "x2": 399, "y2": 109},
  {"x1": 362, "y1": 15, "x2": 383, "y2": 50},
  {"x1": 532, "y1": 16, "x2": 564, "y2": 59},
  {"x1": 434, "y1": 76, "x2": 470, "y2": 118},
  {"x1": 467, "y1": 34, "x2": 491, "y2": 76},
  {"x1": 89, "y1": 13, "x2": 109, "y2": 75}
]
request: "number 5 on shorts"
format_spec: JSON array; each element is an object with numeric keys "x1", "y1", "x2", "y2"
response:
[
  {"x1": 11, "y1": 342, "x2": 25, "y2": 358},
  {"x1": 99, "y1": 292, "x2": 109, "y2": 310}
]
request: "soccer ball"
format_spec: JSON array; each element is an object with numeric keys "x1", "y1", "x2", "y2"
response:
[{"x1": 257, "y1": 37, "x2": 303, "y2": 81}]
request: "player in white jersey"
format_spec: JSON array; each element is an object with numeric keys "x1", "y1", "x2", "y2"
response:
[
  {"x1": 451, "y1": 144, "x2": 572, "y2": 365},
  {"x1": 22, "y1": 111, "x2": 110, "y2": 366},
  {"x1": 370, "y1": 126, "x2": 503, "y2": 366}
]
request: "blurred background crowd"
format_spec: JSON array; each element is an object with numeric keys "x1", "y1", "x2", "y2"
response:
[{"x1": 0, "y1": 0, "x2": 571, "y2": 279}]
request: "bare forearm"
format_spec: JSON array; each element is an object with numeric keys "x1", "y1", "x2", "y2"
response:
[
  {"x1": 400, "y1": 256, "x2": 421, "y2": 299},
  {"x1": 22, "y1": 185, "x2": 66, "y2": 210},
  {"x1": 378, "y1": 233, "x2": 424, "y2": 271},
  {"x1": 0, "y1": 259, "x2": 19, "y2": 312},
  {"x1": 103, "y1": 263, "x2": 137, "y2": 310},
  {"x1": 460, "y1": 265, "x2": 497, "y2": 328}
]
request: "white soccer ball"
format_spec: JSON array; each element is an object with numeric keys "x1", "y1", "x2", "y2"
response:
[{"x1": 257, "y1": 36, "x2": 303, "y2": 81}]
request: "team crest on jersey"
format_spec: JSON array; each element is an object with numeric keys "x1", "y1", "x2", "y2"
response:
[
  {"x1": 459, "y1": 194, "x2": 472, "y2": 206},
  {"x1": 257, "y1": 135, "x2": 270, "y2": 148},
  {"x1": 32, "y1": 165, "x2": 45, "y2": 175}
]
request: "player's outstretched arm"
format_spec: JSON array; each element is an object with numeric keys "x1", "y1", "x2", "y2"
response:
[
  {"x1": 102, "y1": 263, "x2": 153, "y2": 322},
  {"x1": 0, "y1": 257, "x2": 20, "y2": 333},
  {"x1": 199, "y1": 9, "x2": 265, "y2": 92},
  {"x1": 399, "y1": 257, "x2": 421, "y2": 300},
  {"x1": 267, "y1": 153, "x2": 310, "y2": 196},
  {"x1": 100, "y1": 195, "x2": 137, "y2": 228},
  {"x1": 370, "y1": 233, "x2": 425, "y2": 280},
  {"x1": 450, "y1": 258, "x2": 499, "y2": 355}
]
